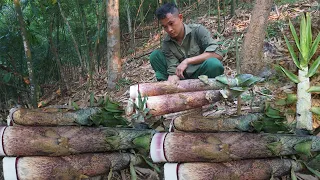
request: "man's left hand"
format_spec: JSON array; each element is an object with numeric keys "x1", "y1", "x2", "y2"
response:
[{"x1": 176, "y1": 59, "x2": 189, "y2": 78}]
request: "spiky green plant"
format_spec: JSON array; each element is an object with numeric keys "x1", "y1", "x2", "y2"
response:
[{"x1": 277, "y1": 13, "x2": 320, "y2": 132}]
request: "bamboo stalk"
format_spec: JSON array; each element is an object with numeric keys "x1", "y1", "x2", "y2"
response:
[
  {"x1": 172, "y1": 113, "x2": 264, "y2": 132},
  {"x1": 129, "y1": 78, "x2": 232, "y2": 99},
  {"x1": 150, "y1": 132, "x2": 320, "y2": 162},
  {"x1": 164, "y1": 158, "x2": 303, "y2": 180},
  {"x1": 8, "y1": 107, "x2": 101, "y2": 126},
  {"x1": 3, "y1": 153, "x2": 141, "y2": 180},
  {"x1": 146, "y1": 90, "x2": 241, "y2": 116},
  {"x1": 0, "y1": 126, "x2": 152, "y2": 156}
]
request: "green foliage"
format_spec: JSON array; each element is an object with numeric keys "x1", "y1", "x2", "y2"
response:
[
  {"x1": 267, "y1": 141, "x2": 283, "y2": 155},
  {"x1": 310, "y1": 107, "x2": 320, "y2": 115},
  {"x1": 132, "y1": 91, "x2": 152, "y2": 123},
  {"x1": 116, "y1": 78, "x2": 131, "y2": 91},
  {"x1": 90, "y1": 97, "x2": 129, "y2": 127},
  {"x1": 294, "y1": 140, "x2": 312, "y2": 157},
  {"x1": 275, "y1": 93, "x2": 297, "y2": 106}
]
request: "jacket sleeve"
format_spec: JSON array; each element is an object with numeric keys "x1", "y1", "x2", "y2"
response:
[
  {"x1": 196, "y1": 25, "x2": 223, "y2": 57},
  {"x1": 162, "y1": 42, "x2": 179, "y2": 75}
]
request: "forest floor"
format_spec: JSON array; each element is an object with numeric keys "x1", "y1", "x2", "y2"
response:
[{"x1": 1, "y1": 0, "x2": 320, "y2": 180}]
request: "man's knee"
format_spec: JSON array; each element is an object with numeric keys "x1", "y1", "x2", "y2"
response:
[{"x1": 150, "y1": 49, "x2": 162, "y2": 64}]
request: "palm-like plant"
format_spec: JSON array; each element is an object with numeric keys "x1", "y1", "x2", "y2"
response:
[{"x1": 278, "y1": 12, "x2": 320, "y2": 132}]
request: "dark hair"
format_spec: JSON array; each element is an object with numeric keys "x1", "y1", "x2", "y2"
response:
[{"x1": 155, "y1": 3, "x2": 179, "y2": 20}]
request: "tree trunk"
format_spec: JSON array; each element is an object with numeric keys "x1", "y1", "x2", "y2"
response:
[
  {"x1": 173, "y1": 113, "x2": 264, "y2": 132},
  {"x1": 126, "y1": 0, "x2": 134, "y2": 49},
  {"x1": 8, "y1": 107, "x2": 101, "y2": 126},
  {"x1": 164, "y1": 159, "x2": 302, "y2": 180},
  {"x1": 57, "y1": 0, "x2": 85, "y2": 70},
  {"x1": 0, "y1": 126, "x2": 152, "y2": 156},
  {"x1": 13, "y1": 0, "x2": 38, "y2": 108},
  {"x1": 3, "y1": 153, "x2": 141, "y2": 180},
  {"x1": 150, "y1": 132, "x2": 320, "y2": 162},
  {"x1": 107, "y1": 0, "x2": 121, "y2": 89},
  {"x1": 48, "y1": 15, "x2": 70, "y2": 91},
  {"x1": 144, "y1": 89, "x2": 241, "y2": 116},
  {"x1": 240, "y1": 0, "x2": 273, "y2": 75}
]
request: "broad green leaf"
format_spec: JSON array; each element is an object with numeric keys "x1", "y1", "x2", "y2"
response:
[
  {"x1": 235, "y1": 74, "x2": 253, "y2": 85},
  {"x1": 300, "y1": 14, "x2": 309, "y2": 65},
  {"x1": 307, "y1": 56, "x2": 320, "y2": 77},
  {"x1": 3, "y1": 73, "x2": 11, "y2": 83},
  {"x1": 266, "y1": 106, "x2": 282, "y2": 118},
  {"x1": 306, "y1": 13, "x2": 312, "y2": 50},
  {"x1": 276, "y1": 65, "x2": 300, "y2": 83},
  {"x1": 291, "y1": 167, "x2": 297, "y2": 180},
  {"x1": 284, "y1": 35, "x2": 300, "y2": 69},
  {"x1": 307, "y1": 86, "x2": 320, "y2": 93},
  {"x1": 198, "y1": 75, "x2": 209, "y2": 84},
  {"x1": 310, "y1": 107, "x2": 320, "y2": 115},
  {"x1": 267, "y1": 141, "x2": 282, "y2": 155},
  {"x1": 90, "y1": 92, "x2": 94, "y2": 107},
  {"x1": 309, "y1": 33, "x2": 320, "y2": 60},
  {"x1": 289, "y1": 20, "x2": 301, "y2": 52},
  {"x1": 294, "y1": 140, "x2": 312, "y2": 157}
]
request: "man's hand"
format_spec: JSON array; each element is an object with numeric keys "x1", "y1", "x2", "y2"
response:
[
  {"x1": 168, "y1": 75, "x2": 180, "y2": 83},
  {"x1": 176, "y1": 59, "x2": 189, "y2": 79}
]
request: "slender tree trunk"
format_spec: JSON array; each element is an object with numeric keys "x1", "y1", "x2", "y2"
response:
[
  {"x1": 126, "y1": 0, "x2": 133, "y2": 49},
  {"x1": 150, "y1": 132, "x2": 320, "y2": 162},
  {"x1": 164, "y1": 159, "x2": 302, "y2": 179},
  {"x1": 240, "y1": 0, "x2": 274, "y2": 75},
  {"x1": 57, "y1": 0, "x2": 85, "y2": 70},
  {"x1": 107, "y1": 0, "x2": 121, "y2": 89},
  {"x1": 0, "y1": 126, "x2": 152, "y2": 156},
  {"x1": 231, "y1": 0, "x2": 235, "y2": 17},
  {"x1": 13, "y1": 0, "x2": 37, "y2": 108},
  {"x1": 3, "y1": 153, "x2": 141, "y2": 180},
  {"x1": 49, "y1": 16, "x2": 70, "y2": 91}
]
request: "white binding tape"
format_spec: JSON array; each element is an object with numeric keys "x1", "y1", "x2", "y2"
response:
[
  {"x1": 3, "y1": 157, "x2": 18, "y2": 180},
  {"x1": 150, "y1": 133, "x2": 167, "y2": 162},
  {"x1": 164, "y1": 163, "x2": 178, "y2": 180}
]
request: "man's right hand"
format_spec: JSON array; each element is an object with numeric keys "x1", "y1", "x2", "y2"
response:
[{"x1": 168, "y1": 75, "x2": 180, "y2": 83}]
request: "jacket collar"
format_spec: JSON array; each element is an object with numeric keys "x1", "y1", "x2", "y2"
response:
[{"x1": 164, "y1": 23, "x2": 191, "y2": 42}]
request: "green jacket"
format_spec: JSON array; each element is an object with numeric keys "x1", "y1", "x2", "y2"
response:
[{"x1": 162, "y1": 23, "x2": 222, "y2": 76}]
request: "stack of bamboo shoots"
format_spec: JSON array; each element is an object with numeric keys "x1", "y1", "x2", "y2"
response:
[
  {"x1": 2, "y1": 107, "x2": 152, "y2": 180},
  {"x1": 128, "y1": 75, "x2": 320, "y2": 180}
]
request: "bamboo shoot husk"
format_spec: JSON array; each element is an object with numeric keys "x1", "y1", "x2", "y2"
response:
[
  {"x1": 150, "y1": 132, "x2": 320, "y2": 162},
  {"x1": 8, "y1": 107, "x2": 100, "y2": 126},
  {"x1": 129, "y1": 78, "x2": 229, "y2": 99},
  {"x1": 0, "y1": 126, "x2": 152, "y2": 156},
  {"x1": 164, "y1": 158, "x2": 302, "y2": 180},
  {"x1": 146, "y1": 90, "x2": 239, "y2": 116},
  {"x1": 173, "y1": 113, "x2": 264, "y2": 132},
  {"x1": 3, "y1": 153, "x2": 141, "y2": 180}
]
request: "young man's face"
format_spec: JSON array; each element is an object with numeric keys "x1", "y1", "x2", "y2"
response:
[{"x1": 160, "y1": 13, "x2": 184, "y2": 39}]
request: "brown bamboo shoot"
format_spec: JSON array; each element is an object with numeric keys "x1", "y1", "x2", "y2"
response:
[
  {"x1": 150, "y1": 132, "x2": 320, "y2": 162},
  {"x1": 146, "y1": 90, "x2": 238, "y2": 116},
  {"x1": 164, "y1": 158, "x2": 302, "y2": 180},
  {"x1": 173, "y1": 113, "x2": 264, "y2": 132},
  {"x1": 3, "y1": 153, "x2": 141, "y2": 180},
  {"x1": 129, "y1": 78, "x2": 229, "y2": 99},
  {"x1": 0, "y1": 126, "x2": 151, "y2": 156},
  {"x1": 8, "y1": 107, "x2": 101, "y2": 126}
]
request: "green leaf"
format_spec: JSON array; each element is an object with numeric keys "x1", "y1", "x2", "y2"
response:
[
  {"x1": 306, "y1": 13, "x2": 312, "y2": 51},
  {"x1": 308, "y1": 33, "x2": 320, "y2": 60},
  {"x1": 139, "y1": 155, "x2": 161, "y2": 173},
  {"x1": 130, "y1": 161, "x2": 137, "y2": 180},
  {"x1": 71, "y1": 102, "x2": 79, "y2": 110},
  {"x1": 107, "y1": 168, "x2": 113, "y2": 180},
  {"x1": 307, "y1": 86, "x2": 320, "y2": 93},
  {"x1": 294, "y1": 140, "x2": 312, "y2": 157},
  {"x1": 198, "y1": 75, "x2": 209, "y2": 84},
  {"x1": 307, "y1": 56, "x2": 320, "y2": 77},
  {"x1": 266, "y1": 106, "x2": 282, "y2": 118},
  {"x1": 291, "y1": 167, "x2": 297, "y2": 180},
  {"x1": 284, "y1": 35, "x2": 300, "y2": 69},
  {"x1": 267, "y1": 141, "x2": 283, "y2": 155},
  {"x1": 235, "y1": 74, "x2": 253, "y2": 85},
  {"x1": 90, "y1": 92, "x2": 94, "y2": 107},
  {"x1": 132, "y1": 135, "x2": 151, "y2": 150},
  {"x1": 310, "y1": 107, "x2": 320, "y2": 115},
  {"x1": 276, "y1": 65, "x2": 300, "y2": 83},
  {"x1": 300, "y1": 14, "x2": 308, "y2": 65},
  {"x1": 3, "y1": 73, "x2": 12, "y2": 83},
  {"x1": 305, "y1": 164, "x2": 320, "y2": 178},
  {"x1": 289, "y1": 20, "x2": 301, "y2": 52}
]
